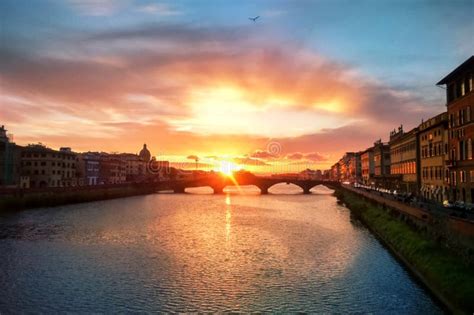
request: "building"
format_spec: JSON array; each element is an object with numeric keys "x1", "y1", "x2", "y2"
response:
[
  {"x1": 372, "y1": 139, "x2": 392, "y2": 188},
  {"x1": 322, "y1": 169, "x2": 330, "y2": 180},
  {"x1": 419, "y1": 112, "x2": 449, "y2": 203},
  {"x1": 0, "y1": 125, "x2": 21, "y2": 187},
  {"x1": 299, "y1": 169, "x2": 321, "y2": 180},
  {"x1": 361, "y1": 148, "x2": 374, "y2": 185},
  {"x1": 78, "y1": 152, "x2": 101, "y2": 185},
  {"x1": 20, "y1": 144, "x2": 78, "y2": 188},
  {"x1": 98, "y1": 153, "x2": 127, "y2": 185},
  {"x1": 148, "y1": 158, "x2": 170, "y2": 180},
  {"x1": 338, "y1": 155, "x2": 350, "y2": 182},
  {"x1": 330, "y1": 162, "x2": 340, "y2": 181},
  {"x1": 349, "y1": 152, "x2": 362, "y2": 183},
  {"x1": 338, "y1": 152, "x2": 360, "y2": 183},
  {"x1": 119, "y1": 153, "x2": 146, "y2": 181},
  {"x1": 437, "y1": 56, "x2": 474, "y2": 203},
  {"x1": 389, "y1": 125, "x2": 419, "y2": 193},
  {"x1": 139, "y1": 144, "x2": 151, "y2": 162},
  {"x1": 373, "y1": 140, "x2": 390, "y2": 177}
]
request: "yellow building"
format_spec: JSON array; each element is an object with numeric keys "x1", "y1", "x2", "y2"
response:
[
  {"x1": 419, "y1": 112, "x2": 449, "y2": 202},
  {"x1": 389, "y1": 125, "x2": 419, "y2": 193},
  {"x1": 361, "y1": 148, "x2": 374, "y2": 185},
  {"x1": 20, "y1": 144, "x2": 78, "y2": 188}
]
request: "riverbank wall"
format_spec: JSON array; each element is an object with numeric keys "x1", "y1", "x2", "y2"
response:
[
  {"x1": 0, "y1": 183, "x2": 157, "y2": 212},
  {"x1": 335, "y1": 186, "x2": 474, "y2": 314}
]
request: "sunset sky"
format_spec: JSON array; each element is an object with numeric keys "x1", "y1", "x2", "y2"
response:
[{"x1": 1, "y1": 0, "x2": 473, "y2": 172}]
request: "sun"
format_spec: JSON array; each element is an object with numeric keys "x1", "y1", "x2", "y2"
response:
[{"x1": 218, "y1": 161, "x2": 241, "y2": 176}]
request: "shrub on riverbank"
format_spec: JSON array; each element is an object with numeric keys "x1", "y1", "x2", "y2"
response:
[{"x1": 335, "y1": 189, "x2": 474, "y2": 314}]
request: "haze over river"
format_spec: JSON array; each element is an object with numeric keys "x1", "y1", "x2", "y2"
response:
[{"x1": 0, "y1": 185, "x2": 443, "y2": 313}]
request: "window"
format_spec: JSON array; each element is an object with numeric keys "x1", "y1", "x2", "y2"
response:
[
  {"x1": 448, "y1": 84, "x2": 455, "y2": 103},
  {"x1": 467, "y1": 106, "x2": 471, "y2": 122},
  {"x1": 469, "y1": 73, "x2": 473, "y2": 92},
  {"x1": 461, "y1": 171, "x2": 466, "y2": 183},
  {"x1": 468, "y1": 138, "x2": 473, "y2": 160},
  {"x1": 456, "y1": 79, "x2": 463, "y2": 98},
  {"x1": 470, "y1": 170, "x2": 474, "y2": 183}
]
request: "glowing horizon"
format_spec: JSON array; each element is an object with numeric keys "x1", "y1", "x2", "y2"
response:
[{"x1": 1, "y1": 0, "x2": 472, "y2": 172}]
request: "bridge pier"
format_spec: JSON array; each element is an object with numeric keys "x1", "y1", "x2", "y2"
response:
[
  {"x1": 260, "y1": 187, "x2": 269, "y2": 195},
  {"x1": 173, "y1": 186, "x2": 185, "y2": 193},
  {"x1": 212, "y1": 186, "x2": 225, "y2": 194},
  {"x1": 303, "y1": 187, "x2": 312, "y2": 194}
]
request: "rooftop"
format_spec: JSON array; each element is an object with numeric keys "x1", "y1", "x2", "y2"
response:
[{"x1": 437, "y1": 55, "x2": 474, "y2": 85}]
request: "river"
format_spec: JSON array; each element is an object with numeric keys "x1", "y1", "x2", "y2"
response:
[{"x1": 0, "y1": 184, "x2": 443, "y2": 313}]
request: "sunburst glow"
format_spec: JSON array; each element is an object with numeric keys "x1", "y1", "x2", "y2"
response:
[{"x1": 218, "y1": 161, "x2": 241, "y2": 176}]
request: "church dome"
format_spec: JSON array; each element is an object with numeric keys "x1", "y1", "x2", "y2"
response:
[{"x1": 139, "y1": 144, "x2": 151, "y2": 162}]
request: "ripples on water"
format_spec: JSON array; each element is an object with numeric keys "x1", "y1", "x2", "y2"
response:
[{"x1": 0, "y1": 184, "x2": 443, "y2": 313}]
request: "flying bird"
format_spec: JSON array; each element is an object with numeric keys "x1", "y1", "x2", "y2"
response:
[{"x1": 249, "y1": 16, "x2": 260, "y2": 22}]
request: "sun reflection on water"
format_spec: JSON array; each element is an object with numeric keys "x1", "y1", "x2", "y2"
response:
[{"x1": 225, "y1": 193, "x2": 232, "y2": 242}]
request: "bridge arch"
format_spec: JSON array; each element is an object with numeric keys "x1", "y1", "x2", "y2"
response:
[
  {"x1": 183, "y1": 186, "x2": 215, "y2": 194},
  {"x1": 264, "y1": 182, "x2": 308, "y2": 194},
  {"x1": 156, "y1": 177, "x2": 340, "y2": 195}
]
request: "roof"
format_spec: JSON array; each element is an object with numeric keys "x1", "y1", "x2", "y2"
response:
[
  {"x1": 419, "y1": 112, "x2": 448, "y2": 132},
  {"x1": 389, "y1": 127, "x2": 418, "y2": 144},
  {"x1": 437, "y1": 56, "x2": 474, "y2": 85}
]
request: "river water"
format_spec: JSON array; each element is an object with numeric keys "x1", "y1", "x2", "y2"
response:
[{"x1": 0, "y1": 184, "x2": 443, "y2": 313}]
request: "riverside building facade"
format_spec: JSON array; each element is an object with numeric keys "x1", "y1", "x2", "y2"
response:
[
  {"x1": 389, "y1": 126, "x2": 419, "y2": 193},
  {"x1": 361, "y1": 148, "x2": 374, "y2": 185},
  {"x1": 419, "y1": 112, "x2": 449, "y2": 202},
  {"x1": 438, "y1": 56, "x2": 474, "y2": 203},
  {"x1": 20, "y1": 145, "x2": 78, "y2": 188}
]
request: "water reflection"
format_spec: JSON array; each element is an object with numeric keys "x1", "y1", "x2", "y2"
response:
[
  {"x1": 0, "y1": 186, "x2": 442, "y2": 313},
  {"x1": 225, "y1": 193, "x2": 231, "y2": 242}
]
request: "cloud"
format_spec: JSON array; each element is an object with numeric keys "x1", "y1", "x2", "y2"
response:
[
  {"x1": 67, "y1": 0, "x2": 128, "y2": 16},
  {"x1": 187, "y1": 154, "x2": 199, "y2": 161},
  {"x1": 250, "y1": 150, "x2": 278, "y2": 159},
  {"x1": 1, "y1": 21, "x2": 443, "y2": 167},
  {"x1": 286, "y1": 152, "x2": 304, "y2": 160},
  {"x1": 136, "y1": 3, "x2": 182, "y2": 16},
  {"x1": 286, "y1": 152, "x2": 327, "y2": 162},
  {"x1": 304, "y1": 152, "x2": 328, "y2": 162},
  {"x1": 233, "y1": 157, "x2": 269, "y2": 166}
]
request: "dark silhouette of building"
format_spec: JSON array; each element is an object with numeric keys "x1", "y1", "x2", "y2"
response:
[
  {"x1": 20, "y1": 144, "x2": 78, "y2": 188},
  {"x1": 0, "y1": 125, "x2": 22, "y2": 187},
  {"x1": 139, "y1": 144, "x2": 151, "y2": 162}
]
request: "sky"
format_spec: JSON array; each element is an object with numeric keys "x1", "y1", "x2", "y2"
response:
[{"x1": 1, "y1": 0, "x2": 473, "y2": 172}]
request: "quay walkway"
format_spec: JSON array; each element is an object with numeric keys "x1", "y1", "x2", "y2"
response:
[{"x1": 341, "y1": 184, "x2": 474, "y2": 238}]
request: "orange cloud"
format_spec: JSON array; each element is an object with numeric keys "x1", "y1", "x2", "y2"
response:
[{"x1": 0, "y1": 23, "x2": 443, "y2": 169}]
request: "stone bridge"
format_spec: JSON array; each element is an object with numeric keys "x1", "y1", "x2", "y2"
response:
[{"x1": 153, "y1": 172, "x2": 340, "y2": 194}]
